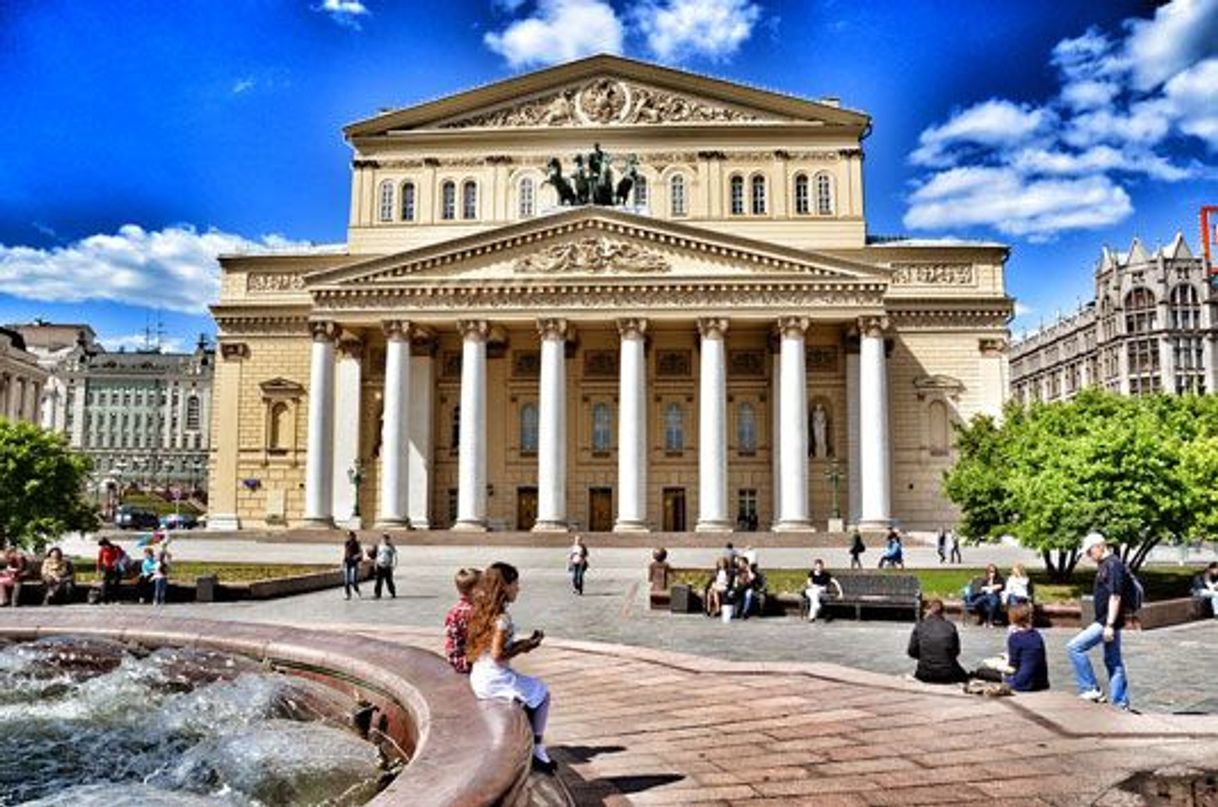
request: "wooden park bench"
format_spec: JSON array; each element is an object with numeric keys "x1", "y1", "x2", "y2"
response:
[{"x1": 812, "y1": 572, "x2": 923, "y2": 622}]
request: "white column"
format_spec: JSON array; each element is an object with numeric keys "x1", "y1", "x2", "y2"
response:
[
  {"x1": 303, "y1": 322, "x2": 338, "y2": 527},
  {"x1": 770, "y1": 348, "x2": 782, "y2": 527},
  {"x1": 331, "y1": 337, "x2": 363, "y2": 526},
  {"x1": 858, "y1": 317, "x2": 891, "y2": 530},
  {"x1": 696, "y1": 318, "x2": 732, "y2": 532},
  {"x1": 615, "y1": 318, "x2": 649, "y2": 532},
  {"x1": 454, "y1": 320, "x2": 488, "y2": 531},
  {"x1": 408, "y1": 340, "x2": 434, "y2": 530},
  {"x1": 774, "y1": 317, "x2": 812, "y2": 531},
  {"x1": 534, "y1": 318, "x2": 569, "y2": 532},
  {"x1": 846, "y1": 347, "x2": 861, "y2": 525},
  {"x1": 377, "y1": 321, "x2": 411, "y2": 528}
]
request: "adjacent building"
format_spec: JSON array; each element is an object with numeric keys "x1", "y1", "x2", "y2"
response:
[
  {"x1": 1010, "y1": 234, "x2": 1217, "y2": 403},
  {"x1": 0, "y1": 327, "x2": 49, "y2": 425},
  {"x1": 208, "y1": 55, "x2": 1013, "y2": 533},
  {"x1": 13, "y1": 322, "x2": 97, "y2": 433}
]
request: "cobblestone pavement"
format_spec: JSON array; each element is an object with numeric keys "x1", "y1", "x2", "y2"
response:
[{"x1": 371, "y1": 627, "x2": 1218, "y2": 807}]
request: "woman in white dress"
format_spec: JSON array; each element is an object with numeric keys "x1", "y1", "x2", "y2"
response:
[{"x1": 467, "y1": 562, "x2": 555, "y2": 773}]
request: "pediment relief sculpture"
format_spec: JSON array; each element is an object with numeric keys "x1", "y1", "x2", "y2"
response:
[
  {"x1": 441, "y1": 78, "x2": 761, "y2": 129},
  {"x1": 514, "y1": 237, "x2": 669, "y2": 274}
]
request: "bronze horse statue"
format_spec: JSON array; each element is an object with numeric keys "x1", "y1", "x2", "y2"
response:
[{"x1": 545, "y1": 158, "x2": 578, "y2": 206}]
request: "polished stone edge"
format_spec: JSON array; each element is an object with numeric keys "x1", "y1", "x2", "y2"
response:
[{"x1": 0, "y1": 612, "x2": 534, "y2": 807}]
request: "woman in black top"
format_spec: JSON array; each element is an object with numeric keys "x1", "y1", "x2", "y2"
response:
[{"x1": 342, "y1": 531, "x2": 363, "y2": 600}]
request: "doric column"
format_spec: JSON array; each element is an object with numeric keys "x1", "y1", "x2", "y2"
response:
[
  {"x1": 303, "y1": 322, "x2": 339, "y2": 527},
  {"x1": 534, "y1": 318, "x2": 569, "y2": 532},
  {"x1": 408, "y1": 332, "x2": 435, "y2": 530},
  {"x1": 774, "y1": 317, "x2": 812, "y2": 531},
  {"x1": 331, "y1": 336, "x2": 364, "y2": 526},
  {"x1": 696, "y1": 317, "x2": 732, "y2": 532},
  {"x1": 615, "y1": 318, "x2": 649, "y2": 532},
  {"x1": 858, "y1": 316, "x2": 891, "y2": 530},
  {"x1": 770, "y1": 346, "x2": 782, "y2": 527},
  {"x1": 846, "y1": 340, "x2": 861, "y2": 525},
  {"x1": 377, "y1": 321, "x2": 411, "y2": 528},
  {"x1": 454, "y1": 320, "x2": 488, "y2": 531}
]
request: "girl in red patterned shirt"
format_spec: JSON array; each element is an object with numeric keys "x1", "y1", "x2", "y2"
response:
[{"x1": 443, "y1": 567, "x2": 481, "y2": 673}]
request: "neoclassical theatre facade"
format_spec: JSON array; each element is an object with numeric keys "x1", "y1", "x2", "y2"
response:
[{"x1": 208, "y1": 55, "x2": 1011, "y2": 533}]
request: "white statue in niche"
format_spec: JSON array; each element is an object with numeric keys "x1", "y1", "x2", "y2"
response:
[{"x1": 812, "y1": 403, "x2": 828, "y2": 458}]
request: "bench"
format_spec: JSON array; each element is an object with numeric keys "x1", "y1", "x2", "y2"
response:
[{"x1": 811, "y1": 573, "x2": 922, "y2": 622}]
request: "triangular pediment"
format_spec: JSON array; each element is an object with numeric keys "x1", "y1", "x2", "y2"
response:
[
  {"x1": 345, "y1": 55, "x2": 867, "y2": 137},
  {"x1": 306, "y1": 207, "x2": 888, "y2": 289}
]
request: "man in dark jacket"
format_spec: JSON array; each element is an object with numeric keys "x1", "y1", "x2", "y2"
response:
[
  {"x1": 1193, "y1": 562, "x2": 1218, "y2": 619},
  {"x1": 1066, "y1": 532, "x2": 1130, "y2": 709},
  {"x1": 907, "y1": 599, "x2": 968, "y2": 684}
]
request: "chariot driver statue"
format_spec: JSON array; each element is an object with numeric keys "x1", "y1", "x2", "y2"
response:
[{"x1": 545, "y1": 143, "x2": 638, "y2": 208}]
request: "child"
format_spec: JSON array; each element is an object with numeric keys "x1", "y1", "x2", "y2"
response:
[
  {"x1": 152, "y1": 549, "x2": 171, "y2": 606},
  {"x1": 139, "y1": 547, "x2": 157, "y2": 604},
  {"x1": 444, "y1": 567, "x2": 481, "y2": 674},
  {"x1": 467, "y1": 562, "x2": 554, "y2": 774}
]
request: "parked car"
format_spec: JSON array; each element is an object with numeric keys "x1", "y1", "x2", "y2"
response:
[
  {"x1": 160, "y1": 513, "x2": 199, "y2": 530},
  {"x1": 115, "y1": 506, "x2": 160, "y2": 530}
]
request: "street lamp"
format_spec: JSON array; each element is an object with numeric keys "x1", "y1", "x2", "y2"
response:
[
  {"x1": 347, "y1": 460, "x2": 363, "y2": 520},
  {"x1": 825, "y1": 460, "x2": 842, "y2": 521},
  {"x1": 190, "y1": 459, "x2": 202, "y2": 495}
]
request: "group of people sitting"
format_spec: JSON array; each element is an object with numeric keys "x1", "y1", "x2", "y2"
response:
[
  {"x1": 0, "y1": 545, "x2": 76, "y2": 606},
  {"x1": 703, "y1": 544, "x2": 768, "y2": 619},
  {"x1": 908, "y1": 597, "x2": 1049, "y2": 693},
  {"x1": 962, "y1": 563, "x2": 1035, "y2": 627}
]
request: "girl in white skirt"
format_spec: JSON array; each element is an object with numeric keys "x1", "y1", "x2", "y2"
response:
[{"x1": 467, "y1": 562, "x2": 555, "y2": 773}]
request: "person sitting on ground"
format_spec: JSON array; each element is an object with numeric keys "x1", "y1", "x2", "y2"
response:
[
  {"x1": 152, "y1": 548, "x2": 171, "y2": 606},
  {"x1": 41, "y1": 547, "x2": 75, "y2": 606},
  {"x1": 878, "y1": 530, "x2": 904, "y2": 569},
  {"x1": 970, "y1": 564, "x2": 1005, "y2": 627},
  {"x1": 342, "y1": 531, "x2": 363, "y2": 600},
  {"x1": 1003, "y1": 602, "x2": 1049, "y2": 692},
  {"x1": 705, "y1": 556, "x2": 732, "y2": 617},
  {"x1": 907, "y1": 599, "x2": 969, "y2": 684},
  {"x1": 444, "y1": 567, "x2": 481, "y2": 674},
  {"x1": 802, "y1": 559, "x2": 844, "y2": 622},
  {"x1": 0, "y1": 547, "x2": 30, "y2": 607},
  {"x1": 466, "y1": 562, "x2": 555, "y2": 774},
  {"x1": 1192, "y1": 562, "x2": 1218, "y2": 619},
  {"x1": 95, "y1": 537, "x2": 127, "y2": 604},
  {"x1": 848, "y1": 529, "x2": 865, "y2": 570},
  {"x1": 1003, "y1": 563, "x2": 1033, "y2": 608},
  {"x1": 138, "y1": 546, "x2": 158, "y2": 604}
]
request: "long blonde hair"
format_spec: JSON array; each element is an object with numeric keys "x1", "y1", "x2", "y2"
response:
[{"x1": 466, "y1": 562, "x2": 519, "y2": 661}]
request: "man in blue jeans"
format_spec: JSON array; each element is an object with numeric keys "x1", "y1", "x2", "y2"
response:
[{"x1": 1067, "y1": 532, "x2": 1130, "y2": 709}]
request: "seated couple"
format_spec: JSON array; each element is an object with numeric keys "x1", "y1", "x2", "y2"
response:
[
  {"x1": 705, "y1": 556, "x2": 767, "y2": 619},
  {"x1": 908, "y1": 599, "x2": 1048, "y2": 692},
  {"x1": 964, "y1": 563, "x2": 1034, "y2": 627}
]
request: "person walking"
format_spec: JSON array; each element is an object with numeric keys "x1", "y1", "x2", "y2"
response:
[
  {"x1": 848, "y1": 529, "x2": 865, "y2": 570},
  {"x1": 936, "y1": 528, "x2": 947, "y2": 564},
  {"x1": 948, "y1": 529, "x2": 963, "y2": 564},
  {"x1": 373, "y1": 534, "x2": 398, "y2": 599},
  {"x1": 567, "y1": 535, "x2": 589, "y2": 595},
  {"x1": 342, "y1": 531, "x2": 363, "y2": 600},
  {"x1": 1066, "y1": 532, "x2": 1131, "y2": 709}
]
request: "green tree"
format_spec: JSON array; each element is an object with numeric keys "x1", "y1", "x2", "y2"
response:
[{"x1": 0, "y1": 419, "x2": 98, "y2": 551}]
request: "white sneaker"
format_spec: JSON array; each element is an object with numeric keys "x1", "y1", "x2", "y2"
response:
[{"x1": 1078, "y1": 689, "x2": 1107, "y2": 703}]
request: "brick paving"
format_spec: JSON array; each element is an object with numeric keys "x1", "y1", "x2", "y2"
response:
[{"x1": 363, "y1": 626, "x2": 1218, "y2": 807}]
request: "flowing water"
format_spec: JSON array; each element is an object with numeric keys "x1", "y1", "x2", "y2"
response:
[{"x1": 0, "y1": 636, "x2": 392, "y2": 806}]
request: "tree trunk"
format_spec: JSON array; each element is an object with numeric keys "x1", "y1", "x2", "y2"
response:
[
  {"x1": 1129, "y1": 537, "x2": 1161, "y2": 573},
  {"x1": 1044, "y1": 549, "x2": 1077, "y2": 582}
]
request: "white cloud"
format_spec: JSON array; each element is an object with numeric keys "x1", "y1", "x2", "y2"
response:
[
  {"x1": 484, "y1": 0, "x2": 624, "y2": 69},
  {"x1": 632, "y1": 0, "x2": 761, "y2": 62},
  {"x1": 909, "y1": 100, "x2": 1051, "y2": 168},
  {"x1": 1163, "y1": 57, "x2": 1218, "y2": 149},
  {"x1": 98, "y1": 334, "x2": 188, "y2": 354},
  {"x1": 317, "y1": 0, "x2": 369, "y2": 29},
  {"x1": 0, "y1": 225, "x2": 316, "y2": 315},
  {"x1": 1013, "y1": 302, "x2": 1034, "y2": 318},
  {"x1": 232, "y1": 77, "x2": 256, "y2": 95},
  {"x1": 903, "y1": 168, "x2": 1132, "y2": 242},
  {"x1": 1123, "y1": 0, "x2": 1218, "y2": 91}
]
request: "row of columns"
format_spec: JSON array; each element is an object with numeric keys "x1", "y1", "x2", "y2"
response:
[
  {"x1": 0, "y1": 372, "x2": 43, "y2": 424},
  {"x1": 302, "y1": 316, "x2": 892, "y2": 532}
]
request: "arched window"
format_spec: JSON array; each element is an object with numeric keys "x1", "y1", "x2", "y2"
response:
[
  {"x1": 737, "y1": 403, "x2": 757, "y2": 455},
  {"x1": 377, "y1": 180, "x2": 394, "y2": 222},
  {"x1": 462, "y1": 181, "x2": 478, "y2": 220},
  {"x1": 633, "y1": 175, "x2": 648, "y2": 207},
  {"x1": 450, "y1": 404, "x2": 461, "y2": 451},
  {"x1": 1169, "y1": 284, "x2": 1200, "y2": 330},
  {"x1": 518, "y1": 178, "x2": 535, "y2": 218},
  {"x1": 400, "y1": 181, "x2": 416, "y2": 221},
  {"x1": 592, "y1": 403, "x2": 612, "y2": 453},
  {"x1": 794, "y1": 174, "x2": 810, "y2": 215},
  {"x1": 928, "y1": 400, "x2": 949, "y2": 456},
  {"x1": 520, "y1": 403, "x2": 538, "y2": 454},
  {"x1": 185, "y1": 396, "x2": 200, "y2": 430},
  {"x1": 664, "y1": 403, "x2": 684, "y2": 452},
  {"x1": 669, "y1": 174, "x2": 686, "y2": 217},
  {"x1": 751, "y1": 174, "x2": 767, "y2": 215},
  {"x1": 815, "y1": 173, "x2": 834, "y2": 215},
  {"x1": 1124, "y1": 287, "x2": 1156, "y2": 333},
  {"x1": 729, "y1": 175, "x2": 745, "y2": 215},
  {"x1": 269, "y1": 402, "x2": 289, "y2": 450},
  {"x1": 441, "y1": 181, "x2": 456, "y2": 220}
]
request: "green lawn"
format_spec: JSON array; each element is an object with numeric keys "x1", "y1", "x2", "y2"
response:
[
  {"x1": 670, "y1": 565, "x2": 1200, "y2": 604},
  {"x1": 73, "y1": 559, "x2": 330, "y2": 584},
  {"x1": 120, "y1": 493, "x2": 204, "y2": 517}
]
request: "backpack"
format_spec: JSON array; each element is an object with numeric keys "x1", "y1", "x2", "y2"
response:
[{"x1": 1123, "y1": 570, "x2": 1145, "y2": 615}]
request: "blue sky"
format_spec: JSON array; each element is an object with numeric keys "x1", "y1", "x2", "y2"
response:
[{"x1": 1, "y1": 0, "x2": 1216, "y2": 350}]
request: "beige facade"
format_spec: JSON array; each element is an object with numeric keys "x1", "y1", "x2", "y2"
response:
[
  {"x1": 0, "y1": 328, "x2": 48, "y2": 426},
  {"x1": 208, "y1": 55, "x2": 1011, "y2": 533}
]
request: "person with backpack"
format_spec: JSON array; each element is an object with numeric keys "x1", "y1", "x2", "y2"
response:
[{"x1": 1066, "y1": 532, "x2": 1135, "y2": 710}]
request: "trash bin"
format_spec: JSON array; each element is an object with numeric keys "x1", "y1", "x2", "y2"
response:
[
  {"x1": 196, "y1": 574, "x2": 219, "y2": 603},
  {"x1": 670, "y1": 584, "x2": 694, "y2": 613},
  {"x1": 721, "y1": 603, "x2": 735, "y2": 623}
]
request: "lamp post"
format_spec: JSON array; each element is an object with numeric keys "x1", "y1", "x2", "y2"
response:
[
  {"x1": 825, "y1": 460, "x2": 843, "y2": 531},
  {"x1": 348, "y1": 460, "x2": 363, "y2": 520},
  {"x1": 190, "y1": 459, "x2": 202, "y2": 496}
]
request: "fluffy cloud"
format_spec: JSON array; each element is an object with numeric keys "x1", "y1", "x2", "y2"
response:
[
  {"x1": 484, "y1": 0, "x2": 624, "y2": 69},
  {"x1": 318, "y1": 0, "x2": 369, "y2": 29},
  {"x1": 0, "y1": 225, "x2": 319, "y2": 315},
  {"x1": 905, "y1": 0, "x2": 1217, "y2": 240},
  {"x1": 99, "y1": 334, "x2": 188, "y2": 354},
  {"x1": 632, "y1": 0, "x2": 761, "y2": 62}
]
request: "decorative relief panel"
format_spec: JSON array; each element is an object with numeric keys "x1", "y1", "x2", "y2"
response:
[
  {"x1": 889, "y1": 263, "x2": 976, "y2": 286},
  {"x1": 441, "y1": 351, "x2": 462, "y2": 379},
  {"x1": 582, "y1": 350, "x2": 617, "y2": 378},
  {"x1": 365, "y1": 149, "x2": 838, "y2": 171},
  {"x1": 440, "y1": 79, "x2": 761, "y2": 129},
  {"x1": 246, "y1": 273, "x2": 306, "y2": 293},
  {"x1": 807, "y1": 346, "x2": 839, "y2": 373},
  {"x1": 514, "y1": 237, "x2": 669, "y2": 274},
  {"x1": 728, "y1": 350, "x2": 766, "y2": 377},
  {"x1": 656, "y1": 350, "x2": 692, "y2": 378},
  {"x1": 512, "y1": 351, "x2": 540, "y2": 378}
]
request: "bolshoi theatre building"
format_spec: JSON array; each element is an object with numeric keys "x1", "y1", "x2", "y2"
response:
[{"x1": 207, "y1": 55, "x2": 1011, "y2": 534}]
